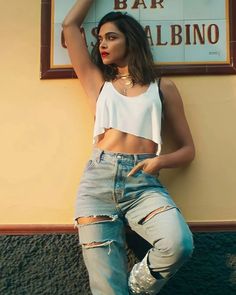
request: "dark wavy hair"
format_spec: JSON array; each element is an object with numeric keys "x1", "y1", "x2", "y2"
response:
[{"x1": 91, "y1": 12, "x2": 158, "y2": 85}]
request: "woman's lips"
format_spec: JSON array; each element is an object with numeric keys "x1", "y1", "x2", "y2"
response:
[{"x1": 101, "y1": 52, "x2": 109, "y2": 58}]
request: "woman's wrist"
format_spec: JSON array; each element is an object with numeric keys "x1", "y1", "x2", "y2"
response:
[
  {"x1": 153, "y1": 155, "x2": 164, "y2": 171},
  {"x1": 153, "y1": 146, "x2": 195, "y2": 171}
]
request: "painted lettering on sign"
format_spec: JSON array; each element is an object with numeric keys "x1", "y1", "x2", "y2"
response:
[
  {"x1": 62, "y1": 23, "x2": 220, "y2": 49},
  {"x1": 61, "y1": 23, "x2": 220, "y2": 51},
  {"x1": 55, "y1": 0, "x2": 228, "y2": 66},
  {"x1": 114, "y1": 0, "x2": 165, "y2": 9},
  {"x1": 145, "y1": 24, "x2": 220, "y2": 46}
]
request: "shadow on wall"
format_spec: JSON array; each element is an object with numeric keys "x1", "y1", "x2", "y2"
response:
[{"x1": 0, "y1": 232, "x2": 235, "y2": 295}]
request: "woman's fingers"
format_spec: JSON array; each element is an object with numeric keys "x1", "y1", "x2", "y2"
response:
[
  {"x1": 127, "y1": 158, "x2": 160, "y2": 177},
  {"x1": 127, "y1": 162, "x2": 144, "y2": 177}
]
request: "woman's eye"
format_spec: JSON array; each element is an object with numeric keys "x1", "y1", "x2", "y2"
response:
[{"x1": 108, "y1": 36, "x2": 116, "y2": 40}]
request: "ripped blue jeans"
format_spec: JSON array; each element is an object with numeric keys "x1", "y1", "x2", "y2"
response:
[{"x1": 74, "y1": 148, "x2": 194, "y2": 295}]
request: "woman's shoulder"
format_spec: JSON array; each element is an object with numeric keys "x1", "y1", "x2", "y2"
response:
[
  {"x1": 158, "y1": 77, "x2": 176, "y2": 92},
  {"x1": 158, "y1": 78, "x2": 181, "y2": 103}
]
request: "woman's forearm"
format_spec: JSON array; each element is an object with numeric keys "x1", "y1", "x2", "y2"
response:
[
  {"x1": 62, "y1": 0, "x2": 94, "y2": 27},
  {"x1": 157, "y1": 145, "x2": 195, "y2": 170},
  {"x1": 127, "y1": 145, "x2": 195, "y2": 177}
]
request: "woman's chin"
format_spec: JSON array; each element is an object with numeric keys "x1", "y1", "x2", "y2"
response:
[{"x1": 102, "y1": 59, "x2": 112, "y2": 65}]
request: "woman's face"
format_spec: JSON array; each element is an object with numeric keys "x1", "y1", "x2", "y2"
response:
[{"x1": 98, "y1": 22, "x2": 128, "y2": 67}]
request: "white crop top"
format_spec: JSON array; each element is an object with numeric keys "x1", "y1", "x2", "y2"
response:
[{"x1": 93, "y1": 81, "x2": 163, "y2": 155}]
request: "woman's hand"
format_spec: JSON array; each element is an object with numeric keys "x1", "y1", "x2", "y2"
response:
[{"x1": 127, "y1": 157, "x2": 161, "y2": 177}]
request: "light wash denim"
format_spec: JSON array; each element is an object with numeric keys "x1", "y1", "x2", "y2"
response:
[{"x1": 75, "y1": 148, "x2": 194, "y2": 295}]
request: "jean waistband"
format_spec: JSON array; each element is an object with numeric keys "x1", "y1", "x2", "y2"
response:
[{"x1": 92, "y1": 147, "x2": 156, "y2": 164}]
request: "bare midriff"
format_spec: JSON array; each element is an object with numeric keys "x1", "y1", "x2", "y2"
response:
[{"x1": 95, "y1": 128, "x2": 158, "y2": 154}]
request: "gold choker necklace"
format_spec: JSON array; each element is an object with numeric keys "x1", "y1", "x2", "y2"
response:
[{"x1": 116, "y1": 73, "x2": 134, "y2": 96}]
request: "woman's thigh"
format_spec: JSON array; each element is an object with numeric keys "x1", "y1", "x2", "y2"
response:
[{"x1": 125, "y1": 192, "x2": 194, "y2": 255}]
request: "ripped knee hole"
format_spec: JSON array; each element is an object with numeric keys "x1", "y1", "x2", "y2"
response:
[
  {"x1": 139, "y1": 205, "x2": 174, "y2": 224},
  {"x1": 81, "y1": 240, "x2": 113, "y2": 255},
  {"x1": 76, "y1": 215, "x2": 113, "y2": 225}
]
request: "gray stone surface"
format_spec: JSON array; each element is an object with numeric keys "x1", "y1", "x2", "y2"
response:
[{"x1": 0, "y1": 232, "x2": 236, "y2": 295}]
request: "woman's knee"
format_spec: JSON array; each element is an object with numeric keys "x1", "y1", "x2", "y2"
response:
[
  {"x1": 152, "y1": 230, "x2": 194, "y2": 266},
  {"x1": 174, "y1": 233, "x2": 194, "y2": 263}
]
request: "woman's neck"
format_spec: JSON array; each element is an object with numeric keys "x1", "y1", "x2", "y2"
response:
[{"x1": 117, "y1": 65, "x2": 129, "y2": 75}]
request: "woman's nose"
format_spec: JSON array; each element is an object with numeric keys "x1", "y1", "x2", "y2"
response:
[{"x1": 100, "y1": 39, "x2": 107, "y2": 48}]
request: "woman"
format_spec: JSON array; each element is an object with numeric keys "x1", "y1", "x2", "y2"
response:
[{"x1": 63, "y1": 1, "x2": 195, "y2": 294}]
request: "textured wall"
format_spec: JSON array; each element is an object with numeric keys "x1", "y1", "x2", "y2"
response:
[
  {"x1": 1, "y1": 1, "x2": 236, "y2": 225},
  {"x1": 1, "y1": 232, "x2": 236, "y2": 295}
]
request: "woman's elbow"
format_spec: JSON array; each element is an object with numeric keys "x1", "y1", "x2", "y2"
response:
[
  {"x1": 188, "y1": 145, "x2": 195, "y2": 163},
  {"x1": 62, "y1": 20, "x2": 71, "y2": 28},
  {"x1": 62, "y1": 18, "x2": 77, "y2": 28}
]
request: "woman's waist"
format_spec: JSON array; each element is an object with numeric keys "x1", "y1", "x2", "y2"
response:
[{"x1": 95, "y1": 128, "x2": 158, "y2": 154}]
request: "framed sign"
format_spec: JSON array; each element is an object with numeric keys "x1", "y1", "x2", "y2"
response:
[{"x1": 40, "y1": 0, "x2": 236, "y2": 79}]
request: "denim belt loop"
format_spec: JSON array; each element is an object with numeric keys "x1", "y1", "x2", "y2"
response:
[
  {"x1": 134, "y1": 154, "x2": 139, "y2": 165},
  {"x1": 96, "y1": 149, "x2": 104, "y2": 163}
]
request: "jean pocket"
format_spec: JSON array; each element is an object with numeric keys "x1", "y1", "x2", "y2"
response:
[{"x1": 140, "y1": 169, "x2": 158, "y2": 179}]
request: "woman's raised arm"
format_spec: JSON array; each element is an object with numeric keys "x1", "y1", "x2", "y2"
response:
[{"x1": 62, "y1": 0, "x2": 104, "y2": 113}]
